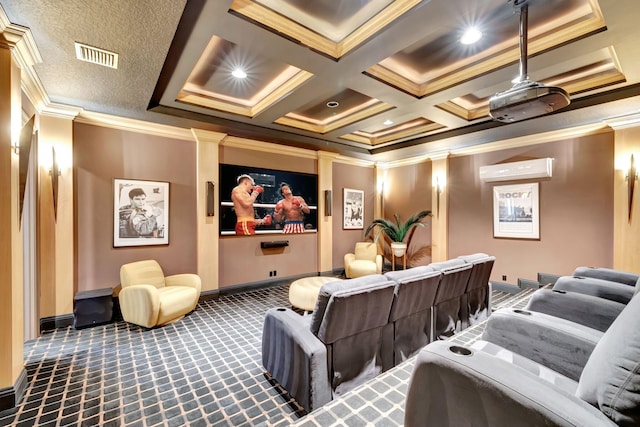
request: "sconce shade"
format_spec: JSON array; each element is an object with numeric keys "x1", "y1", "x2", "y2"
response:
[
  {"x1": 324, "y1": 190, "x2": 332, "y2": 216},
  {"x1": 18, "y1": 115, "x2": 36, "y2": 223},
  {"x1": 206, "y1": 181, "x2": 215, "y2": 217},
  {"x1": 629, "y1": 154, "x2": 637, "y2": 222},
  {"x1": 479, "y1": 158, "x2": 553, "y2": 182}
]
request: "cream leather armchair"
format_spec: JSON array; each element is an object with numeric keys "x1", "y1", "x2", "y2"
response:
[
  {"x1": 119, "y1": 260, "x2": 201, "y2": 328},
  {"x1": 344, "y1": 242, "x2": 383, "y2": 278}
]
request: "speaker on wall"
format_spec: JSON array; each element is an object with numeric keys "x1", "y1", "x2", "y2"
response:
[
  {"x1": 206, "y1": 181, "x2": 215, "y2": 217},
  {"x1": 324, "y1": 189, "x2": 332, "y2": 216}
]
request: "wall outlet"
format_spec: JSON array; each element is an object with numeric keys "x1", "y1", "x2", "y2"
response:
[
  {"x1": 502, "y1": 275, "x2": 507, "y2": 281},
  {"x1": 269, "y1": 271, "x2": 273, "y2": 277},
  {"x1": 273, "y1": 270, "x2": 277, "y2": 277}
]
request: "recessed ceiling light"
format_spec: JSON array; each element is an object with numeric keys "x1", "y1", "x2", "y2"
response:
[
  {"x1": 460, "y1": 27, "x2": 482, "y2": 45},
  {"x1": 326, "y1": 101, "x2": 340, "y2": 108},
  {"x1": 384, "y1": 119, "x2": 393, "y2": 126},
  {"x1": 232, "y1": 68, "x2": 247, "y2": 79}
]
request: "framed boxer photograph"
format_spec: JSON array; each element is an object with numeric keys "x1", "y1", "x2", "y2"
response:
[
  {"x1": 114, "y1": 178, "x2": 169, "y2": 247},
  {"x1": 343, "y1": 188, "x2": 364, "y2": 229}
]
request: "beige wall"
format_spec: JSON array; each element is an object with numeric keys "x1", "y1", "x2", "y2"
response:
[
  {"x1": 74, "y1": 123, "x2": 197, "y2": 292},
  {"x1": 383, "y1": 161, "x2": 433, "y2": 266},
  {"x1": 448, "y1": 130, "x2": 614, "y2": 283},
  {"x1": 331, "y1": 162, "x2": 375, "y2": 269}
]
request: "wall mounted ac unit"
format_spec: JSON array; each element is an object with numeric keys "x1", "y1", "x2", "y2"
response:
[{"x1": 479, "y1": 158, "x2": 553, "y2": 182}]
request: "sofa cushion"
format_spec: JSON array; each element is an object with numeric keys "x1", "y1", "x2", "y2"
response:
[{"x1": 577, "y1": 294, "x2": 640, "y2": 426}]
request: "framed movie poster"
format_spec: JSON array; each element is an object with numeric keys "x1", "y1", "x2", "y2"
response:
[
  {"x1": 114, "y1": 179, "x2": 169, "y2": 247},
  {"x1": 343, "y1": 188, "x2": 364, "y2": 229},
  {"x1": 493, "y1": 182, "x2": 539, "y2": 239}
]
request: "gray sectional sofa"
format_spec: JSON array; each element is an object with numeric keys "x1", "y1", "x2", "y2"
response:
[{"x1": 261, "y1": 253, "x2": 495, "y2": 413}]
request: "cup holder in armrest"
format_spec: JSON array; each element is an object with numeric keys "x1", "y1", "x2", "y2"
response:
[
  {"x1": 448, "y1": 345, "x2": 472, "y2": 356},
  {"x1": 552, "y1": 289, "x2": 567, "y2": 294},
  {"x1": 513, "y1": 309, "x2": 532, "y2": 315}
]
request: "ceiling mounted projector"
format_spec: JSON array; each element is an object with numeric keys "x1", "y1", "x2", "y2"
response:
[{"x1": 489, "y1": 0, "x2": 570, "y2": 123}]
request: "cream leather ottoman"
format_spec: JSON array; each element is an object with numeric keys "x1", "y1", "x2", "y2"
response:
[{"x1": 289, "y1": 276, "x2": 342, "y2": 311}]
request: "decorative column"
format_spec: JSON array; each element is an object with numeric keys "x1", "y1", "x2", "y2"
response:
[
  {"x1": 192, "y1": 129, "x2": 226, "y2": 292},
  {"x1": 430, "y1": 153, "x2": 449, "y2": 262},
  {"x1": 317, "y1": 151, "x2": 337, "y2": 274},
  {"x1": 607, "y1": 114, "x2": 640, "y2": 273},
  {"x1": 0, "y1": 39, "x2": 26, "y2": 412}
]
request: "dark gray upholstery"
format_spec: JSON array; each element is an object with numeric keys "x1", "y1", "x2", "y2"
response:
[
  {"x1": 481, "y1": 307, "x2": 602, "y2": 380},
  {"x1": 404, "y1": 290, "x2": 640, "y2": 426},
  {"x1": 262, "y1": 274, "x2": 396, "y2": 412},
  {"x1": 458, "y1": 253, "x2": 495, "y2": 327},
  {"x1": 383, "y1": 266, "x2": 441, "y2": 367},
  {"x1": 554, "y1": 276, "x2": 636, "y2": 304},
  {"x1": 429, "y1": 260, "x2": 473, "y2": 339},
  {"x1": 526, "y1": 289, "x2": 625, "y2": 332},
  {"x1": 577, "y1": 293, "x2": 640, "y2": 426},
  {"x1": 572, "y1": 267, "x2": 640, "y2": 287}
]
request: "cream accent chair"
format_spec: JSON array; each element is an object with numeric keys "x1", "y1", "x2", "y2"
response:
[
  {"x1": 344, "y1": 242, "x2": 383, "y2": 278},
  {"x1": 119, "y1": 260, "x2": 201, "y2": 328}
]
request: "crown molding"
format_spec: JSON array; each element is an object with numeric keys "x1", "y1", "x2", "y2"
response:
[
  {"x1": 221, "y1": 135, "x2": 318, "y2": 159},
  {"x1": 450, "y1": 122, "x2": 610, "y2": 157},
  {"x1": 75, "y1": 111, "x2": 194, "y2": 141},
  {"x1": 605, "y1": 113, "x2": 640, "y2": 130}
]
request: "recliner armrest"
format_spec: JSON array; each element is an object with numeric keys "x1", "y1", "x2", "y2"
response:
[
  {"x1": 119, "y1": 284, "x2": 160, "y2": 328},
  {"x1": 344, "y1": 253, "x2": 355, "y2": 277},
  {"x1": 526, "y1": 289, "x2": 625, "y2": 332},
  {"x1": 375, "y1": 254, "x2": 383, "y2": 274},
  {"x1": 481, "y1": 308, "x2": 603, "y2": 381},
  {"x1": 404, "y1": 341, "x2": 616, "y2": 427},
  {"x1": 165, "y1": 273, "x2": 202, "y2": 291},
  {"x1": 262, "y1": 307, "x2": 331, "y2": 413}
]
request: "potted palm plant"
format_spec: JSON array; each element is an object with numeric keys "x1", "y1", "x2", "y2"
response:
[{"x1": 364, "y1": 210, "x2": 432, "y2": 257}]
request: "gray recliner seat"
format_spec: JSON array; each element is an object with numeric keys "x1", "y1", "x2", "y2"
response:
[
  {"x1": 404, "y1": 293, "x2": 640, "y2": 426},
  {"x1": 383, "y1": 266, "x2": 441, "y2": 369},
  {"x1": 458, "y1": 253, "x2": 495, "y2": 327},
  {"x1": 526, "y1": 288, "x2": 626, "y2": 332},
  {"x1": 429, "y1": 259, "x2": 473, "y2": 340},
  {"x1": 262, "y1": 274, "x2": 396, "y2": 413},
  {"x1": 551, "y1": 267, "x2": 640, "y2": 305}
]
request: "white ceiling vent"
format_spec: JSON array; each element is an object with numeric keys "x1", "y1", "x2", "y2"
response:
[{"x1": 74, "y1": 42, "x2": 118, "y2": 69}]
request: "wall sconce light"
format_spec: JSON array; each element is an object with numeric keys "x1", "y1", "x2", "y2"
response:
[
  {"x1": 628, "y1": 154, "x2": 638, "y2": 222},
  {"x1": 324, "y1": 190, "x2": 332, "y2": 216},
  {"x1": 206, "y1": 181, "x2": 215, "y2": 217},
  {"x1": 51, "y1": 147, "x2": 60, "y2": 219},
  {"x1": 434, "y1": 176, "x2": 445, "y2": 217}
]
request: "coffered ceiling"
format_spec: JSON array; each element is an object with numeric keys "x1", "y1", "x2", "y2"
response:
[{"x1": 2, "y1": 0, "x2": 639, "y2": 161}]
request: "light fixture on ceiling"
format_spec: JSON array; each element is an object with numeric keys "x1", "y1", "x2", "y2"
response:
[
  {"x1": 460, "y1": 27, "x2": 482, "y2": 45},
  {"x1": 232, "y1": 68, "x2": 247, "y2": 79},
  {"x1": 384, "y1": 119, "x2": 393, "y2": 126},
  {"x1": 326, "y1": 101, "x2": 339, "y2": 108},
  {"x1": 488, "y1": 0, "x2": 570, "y2": 122}
]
